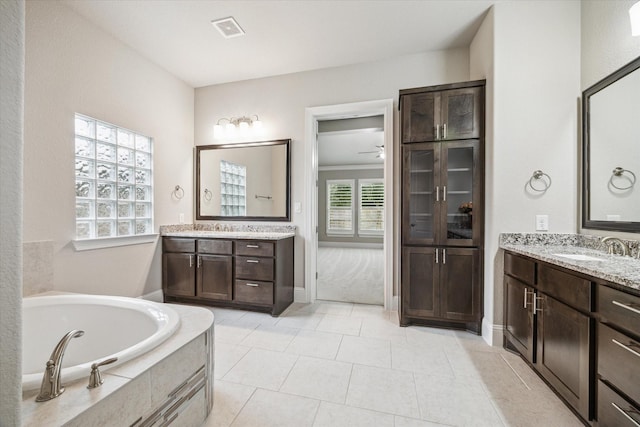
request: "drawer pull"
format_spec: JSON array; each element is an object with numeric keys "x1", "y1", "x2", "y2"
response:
[
  {"x1": 524, "y1": 288, "x2": 533, "y2": 309},
  {"x1": 246, "y1": 260, "x2": 259, "y2": 264},
  {"x1": 534, "y1": 296, "x2": 544, "y2": 313},
  {"x1": 197, "y1": 256, "x2": 201, "y2": 268},
  {"x1": 612, "y1": 338, "x2": 640, "y2": 359},
  {"x1": 245, "y1": 283, "x2": 259, "y2": 287},
  {"x1": 611, "y1": 402, "x2": 640, "y2": 427},
  {"x1": 613, "y1": 300, "x2": 640, "y2": 316},
  {"x1": 246, "y1": 244, "x2": 260, "y2": 248},
  {"x1": 189, "y1": 255, "x2": 193, "y2": 268}
]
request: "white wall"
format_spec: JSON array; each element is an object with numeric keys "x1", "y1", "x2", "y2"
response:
[
  {"x1": 195, "y1": 49, "x2": 471, "y2": 288},
  {"x1": 471, "y1": 1, "x2": 581, "y2": 344},
  {"x1": 24, "y1": 1, "x2": 194, "y2": 297},
  {"x1": 0, "y1": 1, "x2": 24, "y2": 423},
  {"x1": 581, "y1": 0, "x2": 640, "y2": 90}
]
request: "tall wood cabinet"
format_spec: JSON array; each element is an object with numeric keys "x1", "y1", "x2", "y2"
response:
[{"x1": 399, "y1": 80, "x2": 485, "y2": 333}]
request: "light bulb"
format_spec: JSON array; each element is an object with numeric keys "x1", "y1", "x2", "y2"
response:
[
  {"x1": 226, "y1": 123, "x2": 236, "y2": 137},
  {"x1": 379, "y1": 151, "x2": 385, "y2": 159},
  {"x1": 213, "y1": 124, "x2": 224, "y2": 138},
  {"x1": 631, "y1": 1, "x2": 640, "y2": 36},
  {"x1": 239, "y1": 121, "x2": 250, "y2": 136}
]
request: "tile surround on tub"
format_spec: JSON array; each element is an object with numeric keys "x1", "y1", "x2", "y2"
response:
[{"x1": 499, "y1": 233, "x2": 640, "y2": 293}]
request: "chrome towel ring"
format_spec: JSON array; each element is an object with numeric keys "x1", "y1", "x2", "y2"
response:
[
  {"x1": 528, "y1": 170, "x2": 552, "y2": 192},
  {"x1": 172, "y1": 185, "x2": 184, "y2": 199},
  {"x1": 609, "y1": 167, "x2": 636, "y2": 190},
  {"x1": 203, "y1": 188, "x2": 213, "y2": 201}
]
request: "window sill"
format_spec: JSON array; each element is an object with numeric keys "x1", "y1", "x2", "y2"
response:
[{"x1": 72, "y1": 234, "x2": 159, "y2": 251}]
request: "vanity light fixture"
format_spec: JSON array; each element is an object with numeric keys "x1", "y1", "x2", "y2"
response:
[
  {"x1": 213, "y1": 115, "x2": 263, "y2": 139},
  {"x1": 631, "y1": 1, "x2": 640, "y2": 36}
]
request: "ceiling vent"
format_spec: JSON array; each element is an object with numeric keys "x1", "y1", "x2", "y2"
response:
[{"x1": 211, "y1": 17, "x2": 245, "y2": 39}]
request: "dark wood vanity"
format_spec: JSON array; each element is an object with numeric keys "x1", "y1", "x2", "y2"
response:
[
  {"x1": 503, "y1": 250, "x2": 640, "y2": 426},
  {"x1": 163, "y1": 235, "x2": 294, "y2": 316}
]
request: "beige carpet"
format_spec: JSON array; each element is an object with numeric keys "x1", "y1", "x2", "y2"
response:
[{"x1": 316, "y1": 246, "x2": 384, "y2": 305}]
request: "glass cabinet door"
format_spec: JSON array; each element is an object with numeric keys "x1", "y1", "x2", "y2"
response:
[
  {"x1": 441, "y1": 141, "x2": 479, "y2": 246},
  {"x1": 403, "y1": 143, "x2": 440, "y2": 245}
]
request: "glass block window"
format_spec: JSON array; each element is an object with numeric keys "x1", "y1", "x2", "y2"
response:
[
  {"x1": 220, "y1": 160, "x2": 246, "y2": 216},
  {"x1": 75, "y1": 114, "x2": 153, "y2": 239},
  {"x1": 358, "y1": 179, "x2": 384, "y2": 235},
  {"x1": 327, "y1": 179, "x2": 355, "y2": 235}
]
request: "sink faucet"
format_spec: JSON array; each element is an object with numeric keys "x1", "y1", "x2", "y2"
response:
[
  {"x1": 36, "y1": 329, "x2": 84, "y2": 402},
  {"x1": 601, "y1": 236, "x2": 630, "y2": 256}
]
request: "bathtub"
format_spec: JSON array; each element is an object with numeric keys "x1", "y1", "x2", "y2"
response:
[{"x1": 22, "y1": 294, "x2": 180, "y2": 391}]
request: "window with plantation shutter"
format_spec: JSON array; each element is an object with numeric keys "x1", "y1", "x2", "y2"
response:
[
  {"x1": 327, "y1": 180, "x2": 354, "y2": 235},
  {"x1": 359, "y1": 179, "x2": 384, "y2": 235}
]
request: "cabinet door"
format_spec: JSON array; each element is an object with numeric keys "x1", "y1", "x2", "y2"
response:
[
  {"x1": 536, "y1": 294, "x2": 592, "y2": 421},
  {"x1": 163, "y1": 253, "x2": 196, "y2": 297},
  {"x1": 402, "y1": 143, "x2": 441, "y2": 245},
  {"x1": 440, "y1": 87, "x2": 482, "y2": 140},
  {"x1": 504, "y1": 275, "x2": 535, "y2": 362},
  {"x1": 440, "y1": 248, "x2": 480, "y2": 322},
  {"x1": 401, "y1": 247, "x2": 439, "y2": 319},
  {"x1": 197, "y1": 255, "x2": 232, "y2": 300},
  {"x1": 441, "y1": 141, "x2": 481, "y2": 246},
  {"x1": 401, "y1": 92, "x2": 440, "y2": 143}
]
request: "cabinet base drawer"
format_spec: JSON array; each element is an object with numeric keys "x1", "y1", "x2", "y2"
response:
[
  {"x1": 235, "y1": 280, "x2": 274, "y2": 305},
  {"x1": 599, "y1": 285, "x2": 640, "y2": 336},
  {"x1": 598, "y1": 380, "x2": 640, "y2": 427},
  {"x1": 598, "y1": 323, "x2": 640, "y2": 405},
  {"x1": 236, "y1": 256, "x2": 274, "y2": 281}
]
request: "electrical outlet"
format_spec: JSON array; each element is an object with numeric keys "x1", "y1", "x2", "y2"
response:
[
  {"x1": 536, "y1": 215, "x2": 549, "y2": 231},
  {"x1": 294, "y1": 202, "x2": 302, "y2": 214},
  {"x1": 179, "y1": 213, "x2": 185, "y2": 224}
]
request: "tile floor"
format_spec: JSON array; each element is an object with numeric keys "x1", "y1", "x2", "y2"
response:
[{"x1": 201, "y1": 301, "x2": 583, "y2": 427}]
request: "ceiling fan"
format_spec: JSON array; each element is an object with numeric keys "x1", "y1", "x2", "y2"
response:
[{"x1": 358, "y1": 145, "x2": 385, "y2": 159}]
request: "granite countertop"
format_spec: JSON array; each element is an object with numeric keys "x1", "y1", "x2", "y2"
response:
[
  {"x1": 162, "y1": 230, "x2": 295, "y2": 240},
  {"x1": 500, "y1": 234, "x2": 640, "y2": 293}
]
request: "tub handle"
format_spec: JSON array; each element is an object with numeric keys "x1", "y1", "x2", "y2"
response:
[{"x1": 87, "y1": 357, "x2": 118, "y2": 389}]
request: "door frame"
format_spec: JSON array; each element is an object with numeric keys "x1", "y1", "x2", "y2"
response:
[{"x1": 304, "y1": 99, "x2": 395, "y2": 310}]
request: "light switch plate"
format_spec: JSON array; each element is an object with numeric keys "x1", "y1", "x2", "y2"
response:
[
  {"x1": 294, "y1": 202, "x2": 302, "y2": 214},
  {"x1": 536, "y1": 215, "x2": 549, "y2": 231},
  {"x1": 179, "y1": 213, "x2": 185, "y2": 224}
]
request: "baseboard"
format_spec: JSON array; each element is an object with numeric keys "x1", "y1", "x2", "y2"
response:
[
  {"x1": 140, "y1": 290, "x2": 163, "y2": 302},
  {"x1": 294, "y1": 287, "x2": 307, "y2": 303},
  {"x1": 482, "y1": 318, "x2": 504, "y2": 347},
  {"x1": 318, "y1": 241, "x2": 383, "y2": 249}
]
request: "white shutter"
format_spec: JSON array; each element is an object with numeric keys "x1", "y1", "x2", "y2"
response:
[
  {"x1": 327, "y1": 180, "x2": 354, "y2": 235},
  {"x1": 359, "y1": 179, "x2": 384, "y2": 235}
]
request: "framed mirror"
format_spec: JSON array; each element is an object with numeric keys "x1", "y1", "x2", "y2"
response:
[
  {"x1": 196, "y1": 139, "x2": 291, "y2": 221},
  {"x1": 582, "y1": 56, "x2": 640, "y2": 233}
]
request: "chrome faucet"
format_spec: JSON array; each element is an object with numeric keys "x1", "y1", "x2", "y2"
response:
[
  {"x1": 36, "y1": 329, "x2": 84, "y2": 402},
  {"x1": 601, "y1": 236, "x2": 630, "y2": 256}
]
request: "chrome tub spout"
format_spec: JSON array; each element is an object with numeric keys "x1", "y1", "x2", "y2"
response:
[{"x1": 36, "y1": 329, "x2": 84, "y2": 402}]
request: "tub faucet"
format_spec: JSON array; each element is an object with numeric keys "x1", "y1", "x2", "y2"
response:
[
  {"x1": 601, "y1": 236, "x2": 629, "y2": 256},
  {"x1": 36, "y1": 329, "x2": 84, "y2": 402}
]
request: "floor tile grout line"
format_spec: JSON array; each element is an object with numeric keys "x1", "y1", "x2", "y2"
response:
[
  {"x1": 500, "y1": 354, "x2": 532, "y2": 391},
  {"x1": 227, "y1": 384, "x2": 258, "y2": 427}
]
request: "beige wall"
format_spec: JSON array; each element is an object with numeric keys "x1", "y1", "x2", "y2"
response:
[
  {"x1": 195, "y1": 49, "x2": 471, "y2": 288},
  {"x1": 471, "y1": 1, "x2": 581, "y2": 343},
  {"x1": 24, "y1": 1, "x2": 194, "y2": 297}
]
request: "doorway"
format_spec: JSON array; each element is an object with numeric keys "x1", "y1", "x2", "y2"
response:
[{"x1": 304, "y1": 99, "x2": 395, "y2": 310}]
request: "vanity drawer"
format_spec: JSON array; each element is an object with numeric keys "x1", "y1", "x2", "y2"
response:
[
  {"x1": 597, "y1": 380, "x2": 640, "y2": 427},
  {"x1": 504, "y1": 252, "x2": 536, "y2": 285},
  {"x1": 163, "y1": 238, "x2": 195, "y2": 253},
  {"x1": 197, "y1": 239, "x2": 232, "y2": 255},
  {"x1": 234, "y1": 280, "x2": 274, "y2": 305},
  {"x1": 235, "y1": 241, "x2": 274, "y2": 257},
  {"x1": 599, "y1": 285, "x2": 640, "y2": 337},
  {"x1": 538, "y1": 265, "x2": 592, "y2": 312},
  {"x1": 598, "y1": 323, "x2": 640, "y2": 406},
  {"x1": 235, "y1": 256, "x2": 274, "y2": 281}
]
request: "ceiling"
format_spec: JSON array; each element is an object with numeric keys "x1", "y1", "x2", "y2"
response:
[
  {"x1": 61, "y1": 0, "x2": 494, "y2": 88},
  {"x1": 318, "y1": 129, "x2": 385, "y2": 167}
]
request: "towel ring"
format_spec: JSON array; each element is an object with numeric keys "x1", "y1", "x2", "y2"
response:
[
  {"x1": 203, "y1": 188, "x2": 213, "y2": 201},
  {"x1": 609, "y1": 167, "x2": 636, "y2": 190},
  {"x1": 172, "y1": 185, "x2": 184, "y2": 200},
  {"x1": 528, "y1": 170, "x2": 552, "y2": 192}
]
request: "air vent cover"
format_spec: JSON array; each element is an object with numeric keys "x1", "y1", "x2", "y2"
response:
[{"x1": 211, "y1": 17, "x2": 245, "y2": 39}]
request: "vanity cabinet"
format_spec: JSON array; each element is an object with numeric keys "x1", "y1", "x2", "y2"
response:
[
  {"x1": 503, "y1": 252, "x2": 595, "y2": 422},
  {"x1": 162, "y1": 236, "x2": 294, "y2": 316},
  {"x1": 400, "y1": 83, "x2": 483, "y2": 143},
  {"x1": 596, "y1": 285, "x2": 640, "y2": 426},
  {"x1": 400, "y1": 80, "x2": 484, "y2": 334}
]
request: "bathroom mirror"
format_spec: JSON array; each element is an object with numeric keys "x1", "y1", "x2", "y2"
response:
[
  {"x1": 196, "y1": 139, "x2": 291, "y2": 221},
  {"x1": 582, "y1": 56, "x2": 640, "y2": 233}
]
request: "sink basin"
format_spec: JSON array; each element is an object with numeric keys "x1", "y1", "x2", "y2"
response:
[{"x1": 552, "y1": 253, "x2": 605, "y2": 262}]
